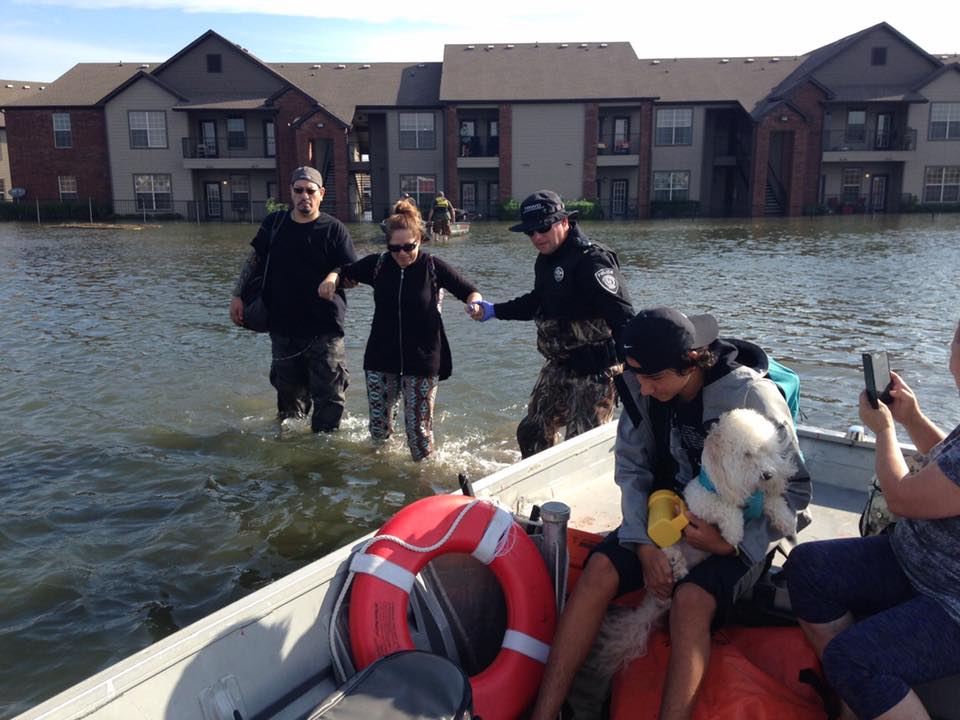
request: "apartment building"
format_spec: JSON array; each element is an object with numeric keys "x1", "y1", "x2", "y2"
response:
[{"x1": 2, "y1": 23, "x2": 958, "y2": 220}]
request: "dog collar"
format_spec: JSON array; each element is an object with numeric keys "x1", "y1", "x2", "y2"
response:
[{"x1": 697, "y1": 468, "x2": 764, "y2": 522}]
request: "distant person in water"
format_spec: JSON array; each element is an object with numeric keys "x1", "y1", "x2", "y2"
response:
[
  {"x1": 468, "y1": 190, "x2": 634, "y2": 457},
  {"x1": 229, "y1": 166, "x2": 357, "y2": 432},
  {"x1": 321, "y1": 198, "x2": 482, "y2": 460},
  {"x1": 786, "y1": 320, "x2": 960, "y2": 720},
  {"x1": 428, "y1": 191, "x2": 455, "y2": 238}
]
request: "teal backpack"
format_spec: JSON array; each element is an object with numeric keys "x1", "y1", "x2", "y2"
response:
[{"x1": 766, "y1": 357, "x2": 802, "y2": 425}]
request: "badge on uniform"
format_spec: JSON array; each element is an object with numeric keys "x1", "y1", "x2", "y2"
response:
[
  {"x1": 595, "y1": 268, "x2": 619, "y2": 294},
  {"x1": 554, "y1": 267, "x2": 565, "y2": 282}
]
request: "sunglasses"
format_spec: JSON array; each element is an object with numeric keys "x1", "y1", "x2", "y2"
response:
[
  {"x1": 523, "y1": 221, "x2": 556, "y2": 237},
  {"x1": 292, "y1": 186, "x2": 319, "y2": 195},
  {"x1": 387, "y1": 242, "x2": 418, "y2": 253}
]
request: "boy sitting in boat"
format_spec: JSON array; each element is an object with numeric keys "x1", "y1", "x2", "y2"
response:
[{"x1": 530, "y1": 306, "x2": 811, "y2": 720}]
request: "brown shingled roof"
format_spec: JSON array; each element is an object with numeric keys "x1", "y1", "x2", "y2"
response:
[
  {"x1": 439, "y1": 42, "x2": 652, "y2": 102},
  {"x1": 3, "y1": 63, "x2": 144, "y2": 107},
  {"x1": 633, "y1": 56, "x2": 806, "y2": 115},
  {"x1": 272, "y1": 62, "x2": 442, "y2": 125}
]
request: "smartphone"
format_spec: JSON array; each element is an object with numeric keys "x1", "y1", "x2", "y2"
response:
[{"x1": 863, "y1": 351, "x2": 893, "y2": 409}]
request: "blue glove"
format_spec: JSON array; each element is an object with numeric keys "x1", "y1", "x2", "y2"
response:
[{"x1": 469, "y1": 300, "x2": 495, "y2": 322}]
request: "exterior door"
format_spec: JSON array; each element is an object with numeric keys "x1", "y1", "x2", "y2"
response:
[
  {"x1": 614, "y1": 118, "x2": 630, "y2": 153},
  {"x1": 487, "y1": 182, "x2": 499, "y2": 217},
  {"x1": 200, "y1": 120, "x2": 218, "y2": 157},
  {"x1": 870, "y1": 175, "x2": 888, "y2": 211},
  {"x1": 612, "y1": 179, "x2": 628, "y2": 216},
  {"x1": 875, "y1": 113, "x2": 892, "y2": 149},
  {"x1": 460, "y1": 181, "x2": 477, "y2": 213},
  {"x1": 205, "y1": 182, "x2": 222, "y2": 218}
]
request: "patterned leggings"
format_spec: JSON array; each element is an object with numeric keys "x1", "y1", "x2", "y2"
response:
[{"x1": 365, "y1": 371, "x2": 439, "y2": 461}]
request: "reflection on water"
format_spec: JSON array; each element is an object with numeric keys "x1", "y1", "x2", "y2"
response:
[{"x1": 1, "y1": 214, "x2": 958, "y2": 715}]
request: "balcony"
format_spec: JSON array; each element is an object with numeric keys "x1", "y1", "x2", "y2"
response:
[
  {"x1": 181, "y1": 135, "x2": 277, "y2": 170},
  {"x1": 822, "y1": 128, "x2": 916, "y2": 162},
  {"x1": 457, "y1": 135, "x2": 499, "y2": 169},
  {"x1": 597, "y1": 131, "x2": 641, "y2": 166},
  {"x1": 348, "y1": 142, "x2": 371, "y2": 171}
]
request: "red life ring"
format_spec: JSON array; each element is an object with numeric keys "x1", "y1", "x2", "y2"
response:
[{"x1": 348, "y1": 493, "x2": 557, "y2": 720}]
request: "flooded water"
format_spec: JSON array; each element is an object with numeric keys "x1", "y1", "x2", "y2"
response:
[{"x1": 1, "y1": 214, "x2": 958, "y2": 716}]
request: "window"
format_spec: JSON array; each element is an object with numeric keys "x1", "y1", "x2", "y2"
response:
[
  {"x1": 58, "y1": 175, "x2": 78, "y2": 200},
  {"x1": 845, "y1": 111, "x2": 866, "y2": 144},
  {"x1": 266, "y1": 181, "x2": 277, "y2": 201},
  {"x1": 206, "y1": 54, "x2": 222, "y2": 73},
  {"x1": 230, "y1": 174, "x2": 250, "y2": 213},
  {"x1": 128, "y1": 111, "x2": 167, "y2": 148},
  {"x1": 134, "y1": 174, "x2": 172, "y2": 211},
  {"x1": 0, "y1": 179, "x2": 7, "y2": 199},
  {"x1": 924, "y1": 166, "x2": 960, "y2": 203},
  {"x1": 399, "y1": 174, "x2": 436, "y2": 207},
  {"x1": 930, "y1": 103, "x2": 960, "y2": 140},
  {"x1": 264, "y1": 120, "x2": 276, "y2": 157},
  {"x1": 841, "y1": 167, "x2": 863, "y2": 203},
  {"x1": 655, "y1": 108, "x2": 692, "y2": 146},
  {"x1": 227, "y1": 118, "x2": 246, "y2": 150},
  {"x1": 398, "y1": 112, "x2": 435, "y2": 149},
  {"x1": 53, "y1": 113, "x2": 72, "y2": 148},
  {"x1": 652, "y1": 171, "x2": 689, "y2": 201},
  {"x1": 871, "y1": 47, "x2": 887, "y2": 66}
]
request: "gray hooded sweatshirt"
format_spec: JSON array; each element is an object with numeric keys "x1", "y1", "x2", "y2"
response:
[{"x1": 614, "y1": 341, "x2": 811, "y2": 565}]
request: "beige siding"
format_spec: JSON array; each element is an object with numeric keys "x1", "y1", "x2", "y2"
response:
[
  {"x1": 905, "y1": 71, "x2": 960, "y2": 199},
  {"x1": 384, "y1": 109, "x2": 445, "y2": 202},
  {"x1": 651, "y1": 105, "x2": 704, "y2": 201},
  {"x1": 153, "y1": 36, "x2": 284, "y2": 99},
  {"x1": 512, "y1": 104, "x2": 584, "y2": 200},
  {"x1": 812, "y1": 27, "x2": 937, "y2": 89},
  {"x1": 105, "y1": 78, "x2": 192, "y2": 202}
]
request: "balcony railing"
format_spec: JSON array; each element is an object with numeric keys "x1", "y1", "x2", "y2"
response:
[
  {"x1": 597, "y1": 131, "x2": 641, "y2": 155},
  {"x1": 181, "y1": 135, "x2": 277, "y2": 160},
  {"x1": 822, "y1": 128, "x2": 916, "y2": 152},
  {"x1": 347, "y1": 143, "x2": 370, "y2": 164},
  {"x1": 458, "y1": 135, "x2": 500, "y2": 158}
]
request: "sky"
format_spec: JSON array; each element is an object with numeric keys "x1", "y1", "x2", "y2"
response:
[{"x1": 0, "y1": 0, "x2": 958, "y2": 82}]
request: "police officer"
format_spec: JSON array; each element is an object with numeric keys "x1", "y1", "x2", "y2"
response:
[{"x1": 470, "y1": 190, "x2": 634, "y2": 457}]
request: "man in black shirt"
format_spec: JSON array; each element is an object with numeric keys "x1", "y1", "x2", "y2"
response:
[
  {"x1": 230, "y1": 167, "x2": 357, "y2": 431},
  {"x1": 470, "y1": 190, "x2": 634, "y2": 456}
]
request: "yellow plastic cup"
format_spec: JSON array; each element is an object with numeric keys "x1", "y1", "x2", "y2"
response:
[{"x1": 647, "y1": 489, "x2": 689, "y2": 548}]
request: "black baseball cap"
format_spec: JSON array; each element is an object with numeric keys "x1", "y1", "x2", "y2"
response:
[
  {"x1": 509, "y1": 190, "x2": 578, "y2": 233},
  {"x1": 621, "y1": 307, "x2": 719, "y2": 374}
]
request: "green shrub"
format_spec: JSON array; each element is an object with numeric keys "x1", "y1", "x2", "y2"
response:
[{"x1": 265, "y1": 197, "x2": 288, "y2": 214}]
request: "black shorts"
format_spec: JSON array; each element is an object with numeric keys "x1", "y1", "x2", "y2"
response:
[{"x1": 590, "y1": 527, "x2": 767, "y2": 626}]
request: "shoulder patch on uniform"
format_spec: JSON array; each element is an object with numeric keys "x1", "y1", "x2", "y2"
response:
[
  {"x1": 595, "y1": 267, "x2": 619, "y2": 294},
  {"x1": 554, "y1": 266, "x2": 565, "y2": 282}
]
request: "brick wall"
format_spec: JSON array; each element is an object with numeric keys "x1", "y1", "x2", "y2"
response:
[
  {"x1": 498, "y1": 104, "x2": 512, "y2": 203},
  {"x1": 6, "y1": 108, "x2": 112, "y2": 202},
  {"x1": 637, "y1": 101, "x2": 654, "y2": 219},
  {"x1": 750, "y1": 81, "x2": 826, "y2": 216},
  {"x1": 444, "y1": 105, "x2": 460, "y2": 206},
  {"x1": 582, "y1": 103, "x2": 598, "y2": 200},
  {"x1": 273, "y1": 90, "x2": 349, "y2": 220}
]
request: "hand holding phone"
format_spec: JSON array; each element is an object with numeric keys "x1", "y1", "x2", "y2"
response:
[{"x1": 862, "y1": 351, "x2": 893, "y2": 409}]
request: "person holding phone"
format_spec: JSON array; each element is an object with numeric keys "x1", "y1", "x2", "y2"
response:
[
  {"x1": 786, "y1": 321, "x2": 960, "y2": 720},
  {"x1": 321, "y1": 198, "x2": 481, "y2": 461}
]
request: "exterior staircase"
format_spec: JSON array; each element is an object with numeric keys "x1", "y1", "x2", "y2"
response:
[{"x1": 764, "y1": 181, "x2": 785, "y2": 216}]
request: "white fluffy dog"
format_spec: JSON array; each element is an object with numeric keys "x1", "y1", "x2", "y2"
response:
[{"x1": 593, "y1": 408, "x2": 798, "y2": 674}]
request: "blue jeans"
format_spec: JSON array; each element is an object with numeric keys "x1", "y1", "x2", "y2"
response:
[{"x1": 786, "y1": 536, "x2": 960, "y2": 718}]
